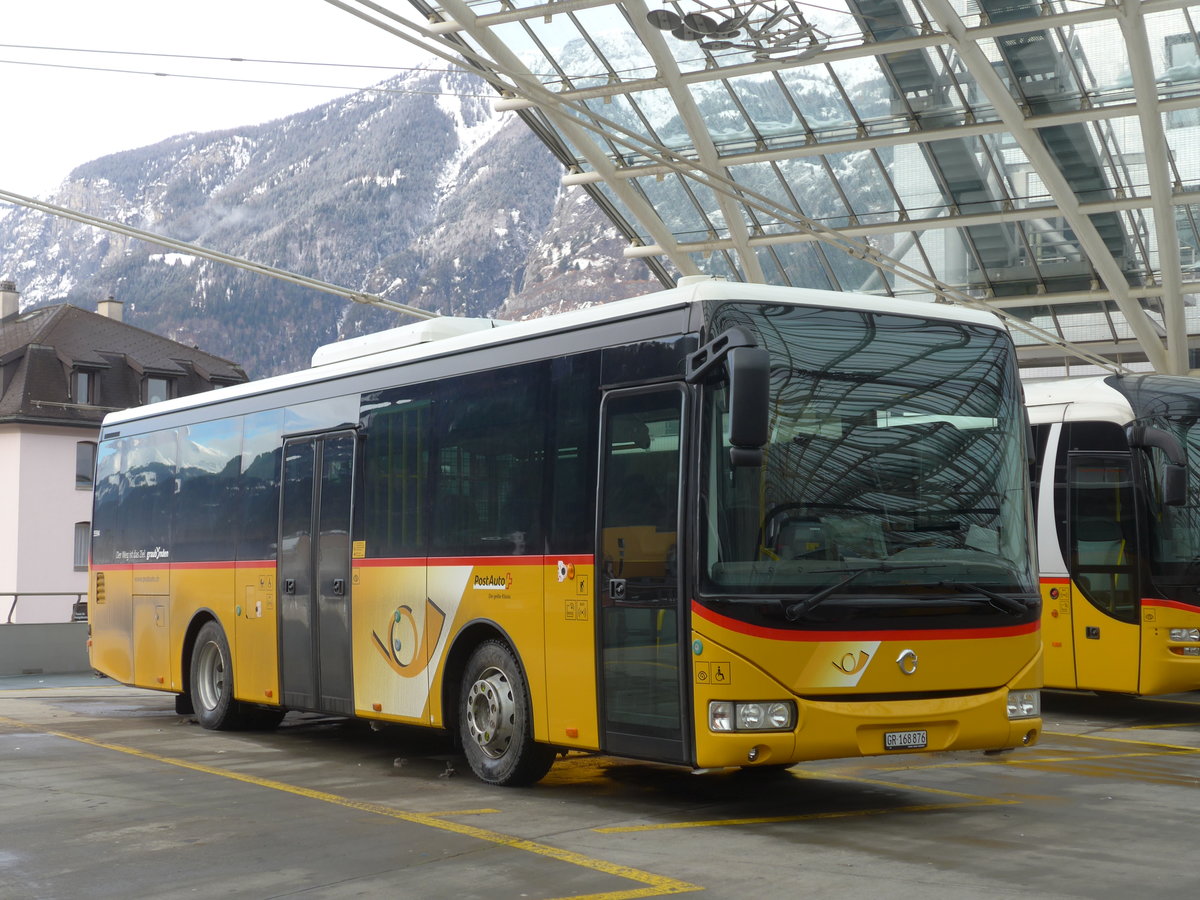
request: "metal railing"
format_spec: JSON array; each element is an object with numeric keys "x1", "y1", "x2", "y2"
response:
[{"x1": 2, "y1": 593, "x2": 88, "y2": 625}]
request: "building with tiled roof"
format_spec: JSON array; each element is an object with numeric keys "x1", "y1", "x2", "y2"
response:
[{"x1": 0, "y1": 281, "x2": 248, "y2": 624}]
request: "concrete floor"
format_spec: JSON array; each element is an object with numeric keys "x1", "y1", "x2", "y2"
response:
[{"x1": 1, "y1": 676, "x2": 1198, "y2": 899}]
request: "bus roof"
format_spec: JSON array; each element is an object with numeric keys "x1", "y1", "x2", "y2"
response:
[
  {"x1": 1023, "y1": 375, "x2": 1132, "y2": 426},
  {"x1": 103, "y1": 279, "x2": 1006, "y2": 429}
]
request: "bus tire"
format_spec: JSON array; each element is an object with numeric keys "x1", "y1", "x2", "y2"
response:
[
  {"x1": 190, "y1": 620, "x2": 242, "y2": 730},
  {"x1": 459, "y1": 640, "x2": 555, "y2": 786}
]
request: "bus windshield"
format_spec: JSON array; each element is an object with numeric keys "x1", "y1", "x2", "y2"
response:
[
  {"x1": 700, "y1": 303, "x2": 1035, "y2": 607},
  {"x1": 1118, "y1": 376, "x2": 1200, "y2": 596}
]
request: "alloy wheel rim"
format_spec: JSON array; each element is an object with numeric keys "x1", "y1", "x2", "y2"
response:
[{"x1": 466, "y1": 666, "x2": 515, "y2": 759}]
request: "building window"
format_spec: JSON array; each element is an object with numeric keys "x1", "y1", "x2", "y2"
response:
[
  {"x1": 146, "y1": 376, "x2": 171, "y2": 405},
  {"x1": 76, "y1": 441, "x2": 97, "y2": 489},
  {"x1": 74, "y1": 522, "x2": 90, "y2": 570},
  {"x1": 72, "y1": 369, "x2": 94, "y2": 405}
]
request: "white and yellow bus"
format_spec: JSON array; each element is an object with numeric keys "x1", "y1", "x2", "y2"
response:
[
  {"x1": 1027, "y1": 374, "x2": 1200, "y2": 695},
  {"x1": 89, "y1": 279, "x2": 1042, "y2": 785}
]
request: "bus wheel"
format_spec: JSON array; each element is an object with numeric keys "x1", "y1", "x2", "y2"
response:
[
  {"x1": 190, "y1": 620, "x2": 241, "y2": 730},
  {"x1": 459, "y1": 641, "x2": 555, "y2": 786}
]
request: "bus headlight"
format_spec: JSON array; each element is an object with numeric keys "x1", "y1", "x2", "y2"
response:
[
  {"x1": 1006, "y1": 690, "x2": 1040, "y2": 719},
  {"x1": 1169, "y1": 628, "x2": 1200, "y2": 642},
  {"x1": 709, "y1": 700, "x2": 795, "y2": 733}
]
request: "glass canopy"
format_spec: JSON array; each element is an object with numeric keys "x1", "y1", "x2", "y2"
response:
[{"x1": 334, "y1": 0, "x2": 1200, "y2": 375}]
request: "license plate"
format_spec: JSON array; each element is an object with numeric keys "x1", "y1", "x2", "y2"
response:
[{"x1": 884, "y1": 729, "x2": 928, "y2": 750}]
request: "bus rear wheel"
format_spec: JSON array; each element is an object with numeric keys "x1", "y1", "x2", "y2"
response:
[
  {"x1": 191, "y1": 621, "x2": 238, "y2": 729},
  {"x1": 459, "y1": 641, "x2": 555, "y2": 786},
  {"x1": 189, "y1": 620, "x2": 282, "y2": 731}
]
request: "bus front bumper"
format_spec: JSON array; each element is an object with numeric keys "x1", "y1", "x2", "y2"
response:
[{"x1": 693, "y1": 687, "x2": 1042, "y2": 770}]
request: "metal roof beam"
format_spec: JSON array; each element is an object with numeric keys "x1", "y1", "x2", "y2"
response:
[
  {"x1": 622, "y1": 191, "x2": 1200, "y2": 255},
  {"x1": 552, "y1": 93, "x2": 1200, "y2": 180},
  {"x1": 624, "y1": 0, "x2": 764, "y2": 281},
  {"x1": 484, "y1": 1, "x2": 1194, "y2": 108},
  {"x1": 1120, "y1": 2, "x2": 1188, "y2": 373},
  {"x1": 993, "y1": 284, "x2": 1200, "y2": 310},
  {"x1": 922, "y1": 0, "x2": 1172, "y2": 373},
  {"x1": 426, "y1": 0, "x2": 616, "y2": 32},
  {"x1": 429, "y1": 0, "x2": 703, "y2": 276}
]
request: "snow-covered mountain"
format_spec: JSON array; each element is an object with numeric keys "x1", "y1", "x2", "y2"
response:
[{"x1": 0, "y1": 68, "x2": 657, "y2": 377}]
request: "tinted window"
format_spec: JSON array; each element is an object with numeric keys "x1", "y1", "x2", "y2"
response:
[
  {"x1": 121, "y1": 430, "x2": 177, "y2": 561},
  {"x1": 91, "y1": 440, "x2": 123, "y2": 565},
  {"x1": 432, "y1": 364, "x2": 547, "y2": 557},
  {"x1": 601, "y1": 336, "x2": 695, "y2": 385},
  {"x1": 549, "y1": 352, "x2": 600, "y2": 553},
  {"x1": 175, "y1": 418, "x2": 243, "y2": 561},
  {"x1": 360, "y1": 390, "x2": 431, "y2": 559},
  {"x1": 238, "y1": 409, "x2": 284, "y2": 561}
]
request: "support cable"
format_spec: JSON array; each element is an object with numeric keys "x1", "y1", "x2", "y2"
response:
[{"x1": 0, "y1": 187, "x2": 437, "y2": 321}]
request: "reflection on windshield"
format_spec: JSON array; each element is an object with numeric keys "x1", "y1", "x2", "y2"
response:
[
  {"x1": 700, "y1": 302, "x2": 1034, "y2": 600},
  {"x1": 1121, "y1": 376, "x2": 1200, "y2": 589}
]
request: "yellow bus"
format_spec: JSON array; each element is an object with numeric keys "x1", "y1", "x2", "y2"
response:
[
  {"x1": 89, "y1": 280, "x2": 1042, "y2": 785},
  {"x1": 1027, "y1": 374, "x2": 1200, "y2": 695}
]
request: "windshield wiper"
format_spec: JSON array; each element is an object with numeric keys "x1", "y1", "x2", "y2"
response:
[
  {"x1": 944, "y1": 582, "x2": 1031, "y2": 616},
  {"x1": 783, "y1": 562, "x2": 934, "y2": 621},
  {"x1": 782, "y1": 565, "x2": 1032, "y2": 621}
]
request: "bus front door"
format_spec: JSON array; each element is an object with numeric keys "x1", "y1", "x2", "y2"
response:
[
  {"x1": 279, "y1": 432, "x2": 356, "y2": 714},
  {"x1": 1068, "y1": 454, "x2": 1142, "y2": 692},
  {"x1": 597, "y1": 386, "x2": 690, "y2": 765}
]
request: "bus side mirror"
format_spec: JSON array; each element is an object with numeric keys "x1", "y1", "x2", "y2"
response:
[
  {"x1": 1163, "y1": 463, "x2": 1187, "y2": 507},
  {"x1": 727, "y1": 346, "x2": 769, "y2": 467},
  {"x1": 685, "y1": 327, "x2": 770, "y2": 468},
  {"x1": 1127, "y1": 424, "x2": 1188, "y2": 507}
]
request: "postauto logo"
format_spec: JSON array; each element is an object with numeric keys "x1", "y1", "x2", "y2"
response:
[{"x1": 472, "y1": 572, "x2": 513, "y2": 591}]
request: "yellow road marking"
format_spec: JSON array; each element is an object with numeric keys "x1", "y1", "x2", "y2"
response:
[
  {"x1": 0, "y1": 715, "x2": 699, "y2": 900},
  {"x1": 1009, "y1": 749, "x2": 1197, "y2": 764},
  {"x1": 1042, "y1": 729, "x2": 1200, "y2": 752}
]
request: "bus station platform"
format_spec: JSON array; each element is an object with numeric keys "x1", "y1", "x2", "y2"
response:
[{"x1": 2, "y1": 676, "x2": 1198, "y2": 899}]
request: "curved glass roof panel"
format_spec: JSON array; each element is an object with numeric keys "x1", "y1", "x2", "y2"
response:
[{"x1": 371, "y1": 0, "x2": 1200, "y2": 374}]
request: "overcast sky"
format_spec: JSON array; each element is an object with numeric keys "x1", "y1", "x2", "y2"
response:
[{"x1": 1, "y1": 1, "x2": 439, "y2": 196}]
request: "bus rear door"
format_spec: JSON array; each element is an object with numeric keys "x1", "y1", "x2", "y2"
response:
[{"x1": 279, "y1": 431, "x2": 356, "y2": 714}]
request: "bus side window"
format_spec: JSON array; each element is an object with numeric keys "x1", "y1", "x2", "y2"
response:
[
  {"x1": 548, "y1": 352, "x2": 600, "y2": 555},
  {"x1": 360, "y1": 391, "x2": 431, "y2": 559},
  {"x1": 431, "y1": 364, "x2": 547, "y2": 557},
  {"x1": 238, "y1": 410, "x2": 285, "y2": 562},
  {"x1": 92, "y1": 439, "x2": 125, "y2": 565}
]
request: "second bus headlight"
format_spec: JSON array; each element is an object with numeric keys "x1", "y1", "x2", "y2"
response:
[
  {"x1": 709, "y1": 700, "x2": 795, "y2": 732},
  {"x1": 1006, "y1": 690, "x2": 1040, "y2": 719},
  {"x1": 1169, "y1": 628, "x2": 1200, "y2": 642}
]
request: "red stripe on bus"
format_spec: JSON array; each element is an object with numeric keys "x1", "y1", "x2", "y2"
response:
[
  {"x1": 354, "y1": 555, "x2": 594, "y2": 568},
  {"x1": 691, "y1": 601, "x2": 1039, "y2": 642},
  {"x1": 94, "y1": 555, "x2": 595, "y2": 571},
  {"x1": 1040, "y1": 577, "x2": 1070, "y2": 585},
  {"x1": 1143, "y1": 597, "x2": 1200, "y2": 614}
]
